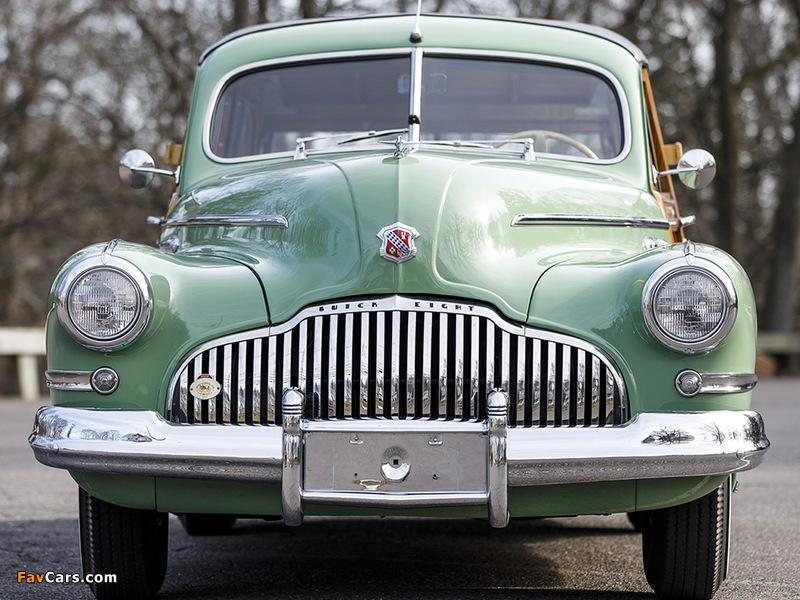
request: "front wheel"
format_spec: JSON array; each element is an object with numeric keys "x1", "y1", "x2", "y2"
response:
[
  {"x1": 641, "y1": 478, "x2": 730, "y2": 600},
  {"x1": 79, "y1": 488, "x2": 168, "y2": 600}
]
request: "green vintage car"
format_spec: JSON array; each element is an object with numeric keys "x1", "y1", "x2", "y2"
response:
[{"x1": 30, "y1": 13, "x2": 768, "y2": 600}]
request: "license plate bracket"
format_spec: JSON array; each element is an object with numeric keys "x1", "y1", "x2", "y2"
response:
[{"x1": 303, "y1": 428, "x2": 488, "y2": 495}]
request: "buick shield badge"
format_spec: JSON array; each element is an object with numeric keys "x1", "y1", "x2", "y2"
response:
[{"x1": 377, "y1": 222, "x2": 420, "y2": 263}]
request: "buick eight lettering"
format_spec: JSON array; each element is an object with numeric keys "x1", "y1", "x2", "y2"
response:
[{"x1": 29, "y1": 13, "x2": 769, "y2": 600}]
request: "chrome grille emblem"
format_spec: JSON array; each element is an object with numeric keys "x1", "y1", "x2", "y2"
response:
[{"x1": 377, "y1": 222, "x2": 419, "y2": 263}]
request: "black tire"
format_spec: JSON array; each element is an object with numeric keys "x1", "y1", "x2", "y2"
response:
[
  {"x1": 627, "y1": 511, "x2": 645, "y2": 532},
  {"x1": 179, "y1": 514, "x2": 237, "y2": 536},
  {"x1": 641, "y1": 478, "x2": 730, "y2": 600},
  {"x1": 79, "y1": 488, "x2": 168, "y2": 600}
]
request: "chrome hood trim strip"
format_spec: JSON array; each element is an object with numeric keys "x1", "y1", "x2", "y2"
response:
[
  {"x1": 512, "y1": 214, "x2": 671, "y2": 229},
  {"x1": 153, "y1": 214, "x2": 289, "y2": 228}
]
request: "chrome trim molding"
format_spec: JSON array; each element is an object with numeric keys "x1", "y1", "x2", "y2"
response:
[
  {"x1": 512, "y1": 214, "x2": 671, "y2": 229},
  {"x1": 301, "y1": 490, "x2": 488, "y2": 508},
  {"x1": 31, "y1": 406, "x2": 769, "y2": 490},
  {"x1": 154, "y1": 214, "x2": 289, "y2": 228},
  {"x1": 167, "y1": 296, "x2": 626, "y2": 428},
  {"x1": 675, "y1": 371, "x2": 757, "y2": 398},
  {"x1": 45, "y1": 370, "x2": 93, "y2": 392}
]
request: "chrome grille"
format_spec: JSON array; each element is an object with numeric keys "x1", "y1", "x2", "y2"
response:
[{"x1": 169, "y1": 296, "x2": 625, "y2": 428}]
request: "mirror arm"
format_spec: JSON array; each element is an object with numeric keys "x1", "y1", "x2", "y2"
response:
[
  {"x1": 657, "y1": 165, "x2": 704, "y2": 177},
  {"x1": 130, "y1": 165, "x2": 177, "y2": 180}
]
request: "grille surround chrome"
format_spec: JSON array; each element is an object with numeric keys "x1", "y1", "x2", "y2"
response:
[{"x1": 168, "y1": 296, "x2": 626, "y2": 428}]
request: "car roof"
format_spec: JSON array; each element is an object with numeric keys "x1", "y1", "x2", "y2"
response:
[{"x1": 199, "y1": 13, "x2": 648, "y2": 67}]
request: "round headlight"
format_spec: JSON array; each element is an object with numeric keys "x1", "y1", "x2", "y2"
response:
[
  {"x1": 57, "y1": 257, "x2": 151, "y2": 350},
  {"x1": 643, "y1": 260, "x2": 737, "y2": 352}
]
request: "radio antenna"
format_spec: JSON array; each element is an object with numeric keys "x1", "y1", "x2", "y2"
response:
[{"x1": 410, "y1": 0, "x2": 423, "y2": 43}]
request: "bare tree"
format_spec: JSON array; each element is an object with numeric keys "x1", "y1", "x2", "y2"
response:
[{"x1": 2, "y1": 0, "x2": 800, "y2": 352}]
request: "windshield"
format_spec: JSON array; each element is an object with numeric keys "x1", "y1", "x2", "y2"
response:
[{"x1": 209, "y1": 53, "x2": 625, "y2": 161}]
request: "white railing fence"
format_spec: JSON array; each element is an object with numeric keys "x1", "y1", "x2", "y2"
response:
[{"x1": 0, "y1": 328, "x2": 45, "y2": 400}]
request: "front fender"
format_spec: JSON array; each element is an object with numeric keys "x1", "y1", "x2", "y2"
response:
[
  {"x1": 46, "y1": 241, "x2": 268, "y2": 412},
  {"x1": 528, "y1": 243, "x2": 757, "y2": 414}
]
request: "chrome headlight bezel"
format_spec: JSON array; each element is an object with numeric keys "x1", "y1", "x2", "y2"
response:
[
  {"x1": 642, "y1": 258, "x2": 737, "y2": 353},
  {"x1": 55, "y1": 256, "x2": 152, "y2": 351}
]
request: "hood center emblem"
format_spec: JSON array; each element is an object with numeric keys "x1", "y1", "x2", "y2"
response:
[{"x1": 377, "y1": 222, "x2": 420, "y2": 263}]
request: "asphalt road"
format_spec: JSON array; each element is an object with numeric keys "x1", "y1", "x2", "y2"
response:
[{"x1": 1, "y1": 377, "x2": 797, "y2": 600}]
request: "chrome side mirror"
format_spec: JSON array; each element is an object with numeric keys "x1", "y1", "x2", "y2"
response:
[
  {"x1": 119, "y1": 149, "x2": 176, "y2": 189},
  {"x1": 658, "y1": 149, "x2": 717, "y2": 189}
]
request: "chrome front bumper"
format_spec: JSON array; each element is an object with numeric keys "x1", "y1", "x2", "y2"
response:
[{"x1": 30, "y1": 390, "x2": 769, "y2": 528}]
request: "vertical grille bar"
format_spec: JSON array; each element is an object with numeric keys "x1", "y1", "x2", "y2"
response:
[
  {"x1": 190, "y1": 355, "x2": 201, "y2": 423},
  {"x1": 374, "y1": 311, "x2": 384, "y2": 418},
  {"x1": 467, "y1": 314, "x2": 479, "y2": 420},
  {"x1": 409, "y1": 311, "x2": 420, "y2": 418},
  {"x1": 311, "y1": 317, "x2": 323, "y2": 420},
  {"x1": 342, "y1": 313, "x2": 353, "y2": 418},
  {"x1": 274, "y1": 335, "x2": 284, "y2": 424},
  {"x1": 529, "y1": 338, "x2": 540, "y2": 427},
  {"x1": 438, "y1": 312, "x2": 448, "y2": 419},
  {"x1": 560, "y1": 345, "x2": 571, "y2": 427},
  {"x1": 353, "y1": 313, "x2": 368, "y2": 417},
  {"x1": 207, "y1": 347, "x2": 219, "y2": 423},
  {"x1": 171, "y1": 298, "x2": 626, "y2": 428},
  {"x1": 422, "y1": 312, "x2": 433, "y2": 417},
  {"x1": 514, "y1": 336, "x2": 526, "y2": 426},
  {"x1": 297, "y1": 320, "x2": 309, "y2": 415},
  {"x1": 266, "y1": 336, "x2": 276, "y2": 424},
  {"x1": 500, "y1": 330, "x2": 511, "y2": 414},
  {"x1": 237, "y1": 341, "x2": 248, "y2": 424},
  {"x1": 252, "y1": 338, "x2": 263, "y2": 424},
  {"x1": 484, "y1": 320, "x2": 495, "y2": 417},
  {"x1": 381, "y1": 310, "x2": 389, "y2": 416},
  {"x1": 452, "y1": 314, "x2": 464, "y2": 420},
  {"x1": 326, "y1": 314, "x2": 336, "y2": 419},
  {"x1": 398, "y1": 311, "x2": 410, "y2": 419},
  {"x1": 546, "y1": 341, "x2": 557, "y2": 426},
  {"x1": 538, "y1": 340, "x2": 549, "y2": 427}
]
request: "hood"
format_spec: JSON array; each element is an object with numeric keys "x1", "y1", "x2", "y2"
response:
[{"x1": 169, "y1": 152, "x2": 666, "y2": 324}]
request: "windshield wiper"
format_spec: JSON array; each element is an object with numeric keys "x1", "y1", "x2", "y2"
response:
[
  {"x1": 294, "y1": 129, "x2": 409, "y2": 159},
  {"x1": 381, "y1": 137, "x2": 536, "y2": 161},
  {"x1": 294, "y1": 130, "x2": 535, "y2": 161}
]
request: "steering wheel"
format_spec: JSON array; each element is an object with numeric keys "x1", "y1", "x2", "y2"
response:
[{"x1": 495, "y1": 129, "x2": 598, "y2": 159}]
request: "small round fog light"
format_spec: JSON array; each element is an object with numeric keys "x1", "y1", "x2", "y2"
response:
[
  {"x1": 91, "y1": 367, "x2": 120, "y2": 395},
  {"x1": 675, "y1": 369, "x2": 703, "y2": 397}
]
